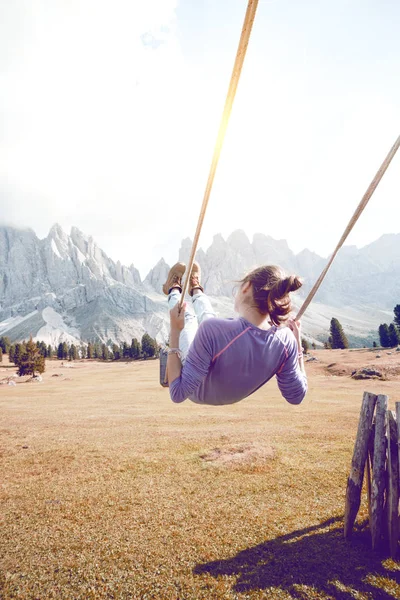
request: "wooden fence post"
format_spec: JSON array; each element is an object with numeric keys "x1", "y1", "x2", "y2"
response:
[
  {"x1": 344, "y1": 392, "x2": 377, "y2": 538},
  {"x1": 371, "y1": 394, "x2": 388, "y2": 550},
  {"x1": 365, "y1": 424, "x2": 375, "y2": 529},
  {"x1": 386, "y1": 410, "x2": 399, "y2": 557}
]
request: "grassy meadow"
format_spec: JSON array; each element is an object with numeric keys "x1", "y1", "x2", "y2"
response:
[{"x1": 1, "y1": 351, "x2": 400, "y2": 599}]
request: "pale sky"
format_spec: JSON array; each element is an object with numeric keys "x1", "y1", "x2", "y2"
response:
[{"x1": 1, "y1": 0, "x2": 399, "y2": 279}]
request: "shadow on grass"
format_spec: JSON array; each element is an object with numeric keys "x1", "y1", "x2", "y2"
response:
[{"x1": 194, "y1": 517, "x2": 400, "y2": 599}]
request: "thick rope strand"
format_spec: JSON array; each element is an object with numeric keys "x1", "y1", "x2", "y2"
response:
[
  {"x1": 179, "y1": 0, "x2": 259, "y2": 307},
  {"x1": 296, "y1": 135, "x2": 400, "y2": 320}
]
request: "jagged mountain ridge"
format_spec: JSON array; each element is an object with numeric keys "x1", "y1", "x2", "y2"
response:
[
  {"x1": 0, "y1": 224, "x2": 167, "y2": 345},
  {"x1": 0, "y1": 223, "x2": 398, "y2": 346},
  {"x1": 177, "y1": 230, "x2": 400, "y2": 310}
]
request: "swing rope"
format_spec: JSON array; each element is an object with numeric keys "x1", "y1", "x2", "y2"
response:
[
  {"x1": 296, "y1": 134, "x2": 400, "y2": 320},
  {"x1": 179, "y1": 0, "x2": 259, "y2": 307}
]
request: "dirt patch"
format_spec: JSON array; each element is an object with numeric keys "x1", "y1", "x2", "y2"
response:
[
  {"x1": 199, "y1": 442, "x2": 274, "y2": 467},
  {"x1": 325, "y1": 363, "x2": 350, "y2": 376}
]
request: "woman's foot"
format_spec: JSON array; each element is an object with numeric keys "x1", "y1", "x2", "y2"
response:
[
  {"x1": 189, "y1": 262, "x2": 204, "y2": 296},
  {"x1": 162, "y1": 262, "x2": 186, "y2": 295}
]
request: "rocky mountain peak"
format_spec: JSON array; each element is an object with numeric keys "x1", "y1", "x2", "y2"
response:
[
  {"x1": 70, "y1": 226, "x2": 90, "y2": 255},
  {"x1": 48, "y1": 222, "x2": 67, "y2": 240},
  {"x1": 210, "y1": 233, "x2": 226, "y2": 248},
  {"x1": 227, "y1": 229, "x2": 251, "y2": 248},
  {"x1": 144, "y1": 257, "x2": 170, "y2": 295}
]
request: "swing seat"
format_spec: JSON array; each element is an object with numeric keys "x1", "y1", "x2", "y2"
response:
[{"x1": 159, "y1": 348, "x2": 169, "y2": 387}]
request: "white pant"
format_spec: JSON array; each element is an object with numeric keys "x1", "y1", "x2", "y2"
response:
[{"x1": 168, "y1": 289, "x2": 216, "y2": 361}]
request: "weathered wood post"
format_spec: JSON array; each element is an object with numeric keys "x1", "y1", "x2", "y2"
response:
[
  {"x1": 344, "y1": 392, "x2": 377, "y2": 538},
  {"x1": 371, "y1": 394, "x2": 388, "y2": 550},
  {"x1": 365, "y1": 424, "x2": 375, "y2": 528},
  {"x1": 386, "y1": 410, "x2": 399, "y2": 557}
]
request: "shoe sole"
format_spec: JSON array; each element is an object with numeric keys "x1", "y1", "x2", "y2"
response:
[{"x1": 162, "y1": 262, "x2": 186, "y2": 295}]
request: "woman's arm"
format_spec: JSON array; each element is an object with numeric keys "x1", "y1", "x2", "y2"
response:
[{"x1": 276, "y1": 320, "x2": 307, "y2": 405}]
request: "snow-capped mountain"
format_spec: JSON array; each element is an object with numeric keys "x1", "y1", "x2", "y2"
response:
[{"x1": 0, "y1": 223, "x2": 398, "y2": 346}]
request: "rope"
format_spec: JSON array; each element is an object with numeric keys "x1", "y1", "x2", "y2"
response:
[
  {"x1": 296, "y1": 134, "x2": 400, "y2": 320},
  {"x1": 179, "y1": 0, "x2": 259, "y2": 308}
]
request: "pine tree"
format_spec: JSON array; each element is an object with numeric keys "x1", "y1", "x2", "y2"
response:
[
  {"x1": 16, "y1": 337, "x2": 45, "y2": 377},
  {"x1": 312, "y1": 342, "x2": 317, "y2": 350},
  {"x1": 131, "y1": 338, "x2": 141, "y2": 359},
  {"x1": 141, "y1": 333, "x2": 157, "y2": 358},
  {"x1": 13, "y1": 343, "x2": 23, "y2": 365},
  {"x1": 0, "y1": 347, "x2": 2, "y2": 362},
  {"x1": 372, "y1": 341, "x2": 377, "y2": 348},
  {"x1": 330, "y1": 318, "x2": 349, "y2": 349},
  {"x1": 47, "y1": 345, "x2": 53, "y2": 359},
  {"x1": 9, "y1": 344, "x2": 15, "y2": 362},
  {"x1": 62, "y1": 342, "x2": 69, "y2": 360},
  {"x1": 0, "y1": 336, "x2": 11, "y2": 354},
  {"x1": 301, "y1": 338, "x2": 309, "y2": 355},
  {"x1": 378, "y1": 324, "x2": 391, "y2": 348},
  {"x1": 388, "y1": 323, "x2": 400, "y2": 348},
  {"x1": 101, "y1": 344, "x2": 109, "y2": 360},
  {"x1": 394, "y1": 305, "x2": 400, "y2": 329},
  {"x1": 69, "y1": 344, "x2": 78, "y2": 361},
  {"x1": 112, "y1": 344, "x2": 121, "y2": 360},
  {"x1": 87, "y1": 342, "x2": 93, "y2": 359},
  {"x1": 122, "y1": 341, "x2": 130, "y2": 359},
  {"x1": 38, "y1": 341, "x2": 47, "y2": 357},
  {"x1": 57, "y1": 342, "x2": 64, "y2": 360}
]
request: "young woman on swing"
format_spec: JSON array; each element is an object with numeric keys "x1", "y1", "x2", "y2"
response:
[{"x1": 163, "y1": 261, "x2": 307, "y2": 406}]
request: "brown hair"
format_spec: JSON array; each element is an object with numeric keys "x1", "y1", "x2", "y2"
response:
[{"x1": 239, "y1": 265, "x2": 302, "y2": 326}]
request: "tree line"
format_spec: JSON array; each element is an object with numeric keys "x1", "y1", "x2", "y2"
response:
[
  {"x1": 0, "y1": 332, "x2": 160, "y2": 372},
  {"x1": 54, "y1": 334, "x2": 158, "y2": 361},
  {"x1": 2, "y1": 306, "x2": 399, "y2": 369}
]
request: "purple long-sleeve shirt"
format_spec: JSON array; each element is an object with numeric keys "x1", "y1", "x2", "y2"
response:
[{"x1": 169, "y1": 317, "x2": 307, "y2": 406}]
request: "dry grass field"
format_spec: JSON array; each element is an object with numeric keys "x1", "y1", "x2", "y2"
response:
[{"x1": 1, "y1": 350, "x2": 400, "y2": 599}]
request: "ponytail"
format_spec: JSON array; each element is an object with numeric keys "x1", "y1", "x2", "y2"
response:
[{"x1": 240, "y1": 266, "x2": 303, "y2": 325}]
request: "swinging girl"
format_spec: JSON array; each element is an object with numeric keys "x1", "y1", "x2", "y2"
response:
[{"x1": 163, "y1": 261, "x2": 307, "y2": 406}]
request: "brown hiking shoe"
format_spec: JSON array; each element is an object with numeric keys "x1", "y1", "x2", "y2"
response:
[
  {"x1": 189, "y1": 261, "x2": 204, "y2": 296},
  {"x1": 162, "y1": 262, "x2": 186, "y2": 295}
]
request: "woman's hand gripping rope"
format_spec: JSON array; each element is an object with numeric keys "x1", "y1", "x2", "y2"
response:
[
  {"x1": 287, "y1": 318, "x2": 306, "y2": 376},
  {"x1": 287, "y1": 318, "x2": 301, "y2": 348},
  {"x1": 170, "y1": 302, "x2": 186, "y2": 333}
]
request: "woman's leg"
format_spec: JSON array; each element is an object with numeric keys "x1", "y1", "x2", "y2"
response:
[
  {"x1": 168, "y1": 289, "x2": 198, "y2": 362},
  {"x1": 191, "y1": 290, "x2": 217, "y2": 324}
]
